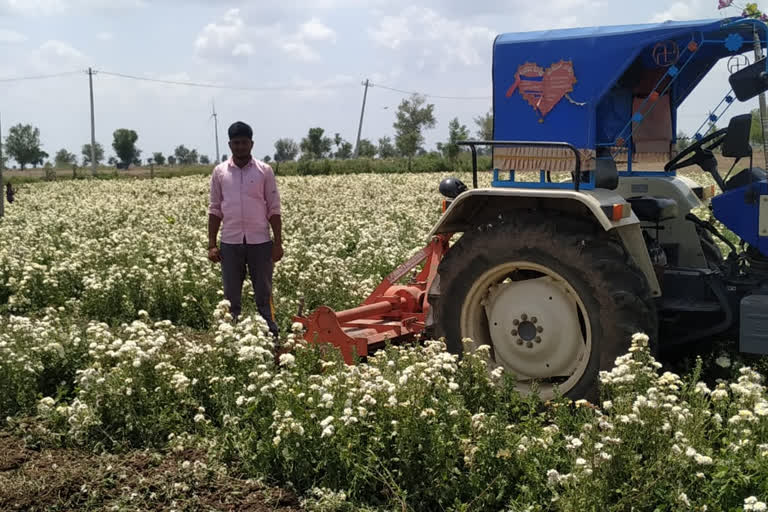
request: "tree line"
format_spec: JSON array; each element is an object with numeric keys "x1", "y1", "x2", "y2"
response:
[
  {"x1": 2, "y1": 94, "x2": 493, "y2": 171},
  {"x1": 0, "y1": 125, "x2": 216, "y2": 170}
]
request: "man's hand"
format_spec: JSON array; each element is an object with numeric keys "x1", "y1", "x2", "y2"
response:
[
  {"x1": 272, "y1": 242, "x2": 284, "y2": 263},
  {"x1": 208, "y1": 246, "x2": 221, "y2": 263}
]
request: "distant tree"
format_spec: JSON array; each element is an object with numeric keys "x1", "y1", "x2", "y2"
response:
[
  {"x1": 54, "y1": 148, "x2": 77, "y2": 167},
  {"x1": 474, "y1": 110, "x2": 493, "y2": 140},
  {"x1": 440, "y1": 117, "x2": 470, "y2": 164},
  {"x1": 335, "y1": 141, "x2": 353, "y2": 159},
  {"x1": 107, "y1": 156, "x2": 117, "y2": 166},
  {"x1": 393, "y1": 94, "x2": 436, "y2": 170},
  {"x1": 174, "y1": 145, "x2": 198, "y2": 165},
  {"x1": 112, "y1": 129, "x2": 140, "y2": 166},
  {"x1": 300, "y1": 127, "x2": 333, "y2": 159},
  {"x1": 81, "y1": 142, "x2": 105, "y2": 166},
  {"x1": 168, "y1": 155, "x2": 177, "y2": 166},
  {"x1": 221, "y1": 154, "x2": 228, "y2": 162},
  {"x1": 32, "y1": 151, "x2": 48, "y2": 168},
  {"x1": 262, "y1": 155, "x2": 271, "y2": 163},
  {"x1": 5, "y1": 123, "x2": 45, "y2": 169},
  {"x1": 200, "y1": 154, "x2": 211, "y2": 165},
  {"x1": 676, "y1": 131, "x2": 692, "y2": 152},
  {"x1": 474, "y1": 110, "x2": 493, "y2": 155},
  {"x1": 152, "y1": 152, "x2": 166, "y2": 165},
  {"x1": 357, "y1": 138, "x2": 377, "y2": 158},
  {"x1": 274, "y1": 138, "x2": 299, "y2": 162},
  {"x1": 377, "y1": 136, "x2": 397, "y2": 158}
]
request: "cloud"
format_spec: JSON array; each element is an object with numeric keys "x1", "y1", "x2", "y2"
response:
[
  {"x1": 368, "y1": 7, "x2": 495, "y2": 71},
  {"x1": 194, "y1": 8, "x2": 249, "y2": 59},
  {"x1": 299, "y1": 18, "x2": 336, "y2": 42},
  {"x1": 195, "y1": 9, "x2": 336, "y2": 63},
  {"x1": 30, "y1": 40, "x2": 87, "y2": 72},
  {"x1": 0, "y1": 0, "x2": 144, "y2": 15},
  {"x1": 650, "y1": 0, "x2": 728, "y2": 22},
  {"x1": 0, "y1": 28, "x2": 26, "y2": 43},
  {"x1": 96, "y1": 31, "x2": 113, "y2": 41}
]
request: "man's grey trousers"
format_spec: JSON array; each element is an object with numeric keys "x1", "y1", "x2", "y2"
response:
[{"x1": 220, "y1": 240, "x2": 279, "y2": 340}]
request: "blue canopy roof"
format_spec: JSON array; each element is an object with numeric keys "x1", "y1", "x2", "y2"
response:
[{"x1": 492, "y1": 17, "x2": 768, "y2": 157}]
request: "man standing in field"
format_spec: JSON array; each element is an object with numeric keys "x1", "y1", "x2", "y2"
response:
[{"x1": 207, "y1": 121, "x2": 283, "y2": 342}]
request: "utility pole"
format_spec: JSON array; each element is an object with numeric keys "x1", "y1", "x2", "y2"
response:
[
  {"x1": 211, "y1": 100, "x2": 220, "y2": 163},
  {"x1": 354, "y1": 78, "x2": 370, "y2": 158},
  {"x1": 0, "y1": 113, "x2": 4, "y2": 218},
  {"x1": 88, "y1": 67, "x2": 97, "y2": 176}
]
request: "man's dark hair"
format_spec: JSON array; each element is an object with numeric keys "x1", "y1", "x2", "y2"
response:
[{"x1": 228, "y1": 121, "x2": 253, "y2": 140}]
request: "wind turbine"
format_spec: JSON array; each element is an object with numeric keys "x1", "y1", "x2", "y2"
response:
[{"x1": 210, "y1": 100, "x2": 221, "y2": 163}]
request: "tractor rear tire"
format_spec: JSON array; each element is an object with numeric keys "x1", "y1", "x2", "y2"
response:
[{"x1": 430, "y1": 212, "x2": 657, "y2": 402}]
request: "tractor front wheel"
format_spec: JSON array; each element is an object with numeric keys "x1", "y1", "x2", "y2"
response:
[{"x1": 430, "y1": 213, "x2": 657, "y2": 402}]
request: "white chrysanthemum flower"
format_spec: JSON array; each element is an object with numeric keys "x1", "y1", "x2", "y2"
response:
[{"x1": 278, "y1": 353, "x2": 295, "y2": 367}]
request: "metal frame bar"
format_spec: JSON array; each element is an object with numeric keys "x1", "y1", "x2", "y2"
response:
[{"x1": 456, "y1": 139, "x2": 584, "y2": 191}]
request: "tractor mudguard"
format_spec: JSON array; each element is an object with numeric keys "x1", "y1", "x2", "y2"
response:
[{"x1": 428, "y1": 187, "x2": 661, "y2": 297}]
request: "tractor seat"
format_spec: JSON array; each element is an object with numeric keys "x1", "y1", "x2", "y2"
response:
[{"x1": 627, "y1": 196, "x2": 678, "y2": 223}]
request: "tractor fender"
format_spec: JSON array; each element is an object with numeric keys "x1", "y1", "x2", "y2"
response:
[{"x1": 428, "y1": 188, "x2": 661, "y2": 296}]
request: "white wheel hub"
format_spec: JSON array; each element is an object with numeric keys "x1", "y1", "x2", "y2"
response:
[{"x1": 482, "y1": 276, "x2": 586, "y2": 379}]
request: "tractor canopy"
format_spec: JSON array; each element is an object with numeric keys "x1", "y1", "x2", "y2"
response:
[{"x1": 492, "y1": 17, "x2": 768, "y2": 171}]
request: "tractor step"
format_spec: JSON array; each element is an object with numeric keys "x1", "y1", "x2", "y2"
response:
[{"x1": 659, "y1": 298, "x2": 723, "y2": 313}]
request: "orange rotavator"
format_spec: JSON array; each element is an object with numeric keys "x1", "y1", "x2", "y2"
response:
[{"x1": 294, "y1": 233, "x2": 451, "y2": 364}]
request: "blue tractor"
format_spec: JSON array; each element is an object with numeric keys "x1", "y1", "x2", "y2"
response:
[{"x1": 427, "y1": 17, "x2": 768, "y2": 400}]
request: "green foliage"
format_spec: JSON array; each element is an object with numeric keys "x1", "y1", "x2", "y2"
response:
[
  {"x1": 54, "y1": 148, "x2": 77, "y2": 168},
  {"x1": 174, "y1": 145, "x2": 198, "y2": 166},
  {"x1": 356, "y1": 139, "x2": 377, "y2": 158},
  {"x1": 274, "y1": 138, "x2": 299, "y2": 162},
  {"x1": 81, "y1": 142, "x2": 105, "y2": 166},
  {"x1": 377, "y1": 136, "x2": 397, "y2": 158},
  {"x1": 474, "y1": 110, "x2": 493, "y2": 140},
  {"x1": 751, "y1": 108, "x2": 764, "y2": 146},
  {"x1": 301, "y1": 128, "x2": 333, "y2": 159},
  {"x1": 394, "y1": 94, "x2": 436, "y2": 170},
  {"x1": 676, "y1": 131, "x2": 692, "y2": 152},
  {"x1": 112, "y1": 129, "x2": 141, "y2": 166},
  {"x1": 152, "y1": 152, "x2": 166, "y2": 166},
  {"x1": 200, "y1": 154, "x2": 211, "y2": 165},
  {"x1": 286, "y1": 153, "x2": 488, "y2": 176},
  {"x1": 5, "y1": 123, "x2": 46, "y2": 169},
  {"x1": 439, "y1": 117, "x2": 470, "y2": 163}
]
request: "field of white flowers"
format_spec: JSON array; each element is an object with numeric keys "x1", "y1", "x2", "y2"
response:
[{"x1": 1, "y1": 173, "x2": 767, "y2": 511}]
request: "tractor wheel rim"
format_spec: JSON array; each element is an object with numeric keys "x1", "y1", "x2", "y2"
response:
[{"x1": 459, "y1": 261, "x2": 592, "y2": 400}]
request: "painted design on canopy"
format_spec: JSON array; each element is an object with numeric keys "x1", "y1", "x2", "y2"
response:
[{"x1": 505, "y1": 60, "x2": 584, "y2": 121}]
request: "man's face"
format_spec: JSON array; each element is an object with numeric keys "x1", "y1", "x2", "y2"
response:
[{"x1": 229, "y1": 136, "x2": 253, "y2": 159}]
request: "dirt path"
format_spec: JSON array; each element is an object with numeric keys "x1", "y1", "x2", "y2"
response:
[{"x1": 0, "y1": 432, "x2": 302, "y2": 512}]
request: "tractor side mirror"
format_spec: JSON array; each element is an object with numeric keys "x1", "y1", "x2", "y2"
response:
[
  {"x1": 729, "y1": 57, "x2": 768, "y2": 101},
  {"x1": 439, "y1": 177, "x2": 468, "y2": 198},
  {"x1": 722, "y1": 113, "x2": 753, "y2": 158}
]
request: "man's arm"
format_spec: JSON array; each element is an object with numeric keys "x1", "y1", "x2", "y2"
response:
[
  {"x1": 209, "y1": 214, "x2": 222, "y2": 248},
  {"x1": 269, "y1": 214, "x2": 282, "y2": 245},
  {"x1": 207, "y1": 170, "x2": 223, "y2": 262},
  {"x1": 264, "y1": 166, "x2": 283, "y2": 262}
]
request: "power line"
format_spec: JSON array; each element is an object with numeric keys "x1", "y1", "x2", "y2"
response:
[
  {"x1": 370, "y1": 82, "x2": 490, "y2": 100},
  {"x1": 0, "y1": 70, "x2": 82, "y2": 83},
  {"x1": 0, "y1": 68, "x2": 492, "y2": 101},
  {"x1": 95, "y1": 70, "x2": 357, "y2": 92}
]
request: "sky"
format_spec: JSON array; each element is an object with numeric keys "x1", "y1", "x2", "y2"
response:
[{"x1": 0, "y1": 0, "x2": 763, "y2": 166}]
